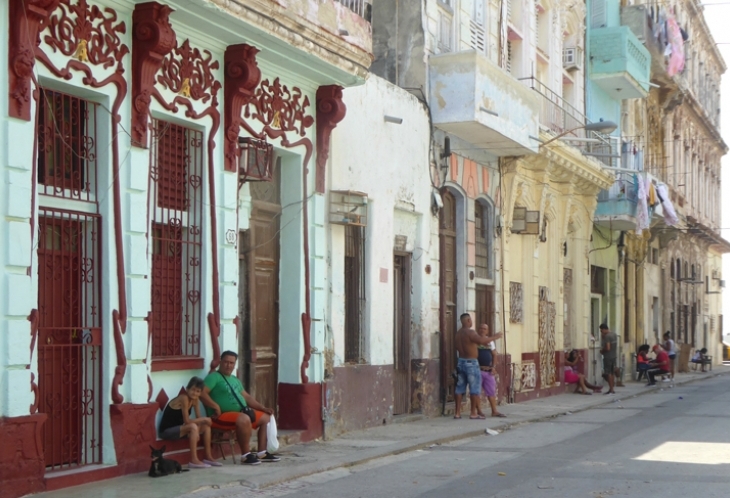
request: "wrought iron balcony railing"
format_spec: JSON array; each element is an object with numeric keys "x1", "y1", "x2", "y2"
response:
[
  {"x1": 335, "y1": 0, "x2": 372, "y2": 21},
  {"x1": 519, "y1": 77, "x2": 618, "y2": 167}
]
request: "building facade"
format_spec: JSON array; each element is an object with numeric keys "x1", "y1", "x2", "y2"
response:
[{"x1": 0, "y1": 0, "x2": 371, "y2": 496}]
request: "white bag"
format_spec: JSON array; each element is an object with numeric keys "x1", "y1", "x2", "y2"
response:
[{"x1": 267, "y1": 415, "x2": 279, "y2": 453}]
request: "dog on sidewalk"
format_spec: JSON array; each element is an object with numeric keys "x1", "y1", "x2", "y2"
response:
[{"x1": 148, "y1": 445, "x2": 188, "y2": 477}]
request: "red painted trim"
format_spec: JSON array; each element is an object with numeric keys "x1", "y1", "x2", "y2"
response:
[
  {"x1": 131, "y1": 2, "x2": 176, "y2": 148},
  {"x1": 0, "y1": 413, "x2": 47, "y2": 498},
  {"x1": 223, "y1": 44, "x2": 261, "y2": 172},
  {"x1": 315, "y1": 85, "x2": 346, "y2": 193},
  {"x1": 7, "y1": 0, "x2": 60, "y2": 121},
  {"x1": 150, "y1": 357, "x2": 205, "y2": 372},
  {"x1": 34, "y1": 1, "x2": 130, "y2": 404},
  {"x1": 148, "y1": 35, "x2": 223, "y2": 373},
  {"x1": 44, "y1": 465, "x2": 123, "y2": 492},
  {"x1": 27, "y1": 309, "x2": 39, "y2": 363}
]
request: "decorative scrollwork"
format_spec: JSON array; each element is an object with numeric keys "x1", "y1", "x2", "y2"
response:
[
  {"x1": 43, "y1": 0, "x2": 129, "y2": 70},
  {"x1": 157, "y1": 40, "x2": 221, "y2": 104},
  {"x1": 244, "y1": 78, "x2": 315, "y2": 136}
]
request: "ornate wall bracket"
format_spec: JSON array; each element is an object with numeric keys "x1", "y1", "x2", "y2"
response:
[
  {"x1": 315, "y1": 85, "x2": 346, "y2": 193},
  {"x1": 131, "y1": 1, "x2": 176, "y2": 147},
  {"x1": 7, "y1": 0, "x2": 60, "y2": 120},
  {"x1": 224, "y1": 44, "x2": 261, "y2": 172}
]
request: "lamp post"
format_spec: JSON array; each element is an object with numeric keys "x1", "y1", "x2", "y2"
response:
[{"x1": 539, "y1": 120, "x2": 618, "y2": 148}]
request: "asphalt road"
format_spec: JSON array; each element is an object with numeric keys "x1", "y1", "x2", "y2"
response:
[{"x1": 185, "y1": 376, "x2": 730, "y2": 498}]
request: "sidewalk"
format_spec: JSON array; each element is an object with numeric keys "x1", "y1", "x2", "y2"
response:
[{"x1": 30, "y1": 367, "x2": 727, "y2": 498}]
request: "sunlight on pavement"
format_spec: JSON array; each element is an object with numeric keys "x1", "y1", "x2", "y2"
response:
[{"x1": 634, "y1": 442, "x2": 730, "y2": 465}]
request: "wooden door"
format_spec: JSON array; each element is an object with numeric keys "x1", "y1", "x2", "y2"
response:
[
  {"x1": 393, "y1": 254, "x2": 411, "y2": 415},
  {"x1": 439, "y1": 190, "x2": 457, "y2": 402},
  {"x1": 475, "y1": 285, "x2": 495, "y2": 336},
  {"x1": 241, "y1": 178, "x2": 280, "y2": 412}
]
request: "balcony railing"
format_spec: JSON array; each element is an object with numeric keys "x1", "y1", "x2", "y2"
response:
[
  {"x1": 520, "y1": 77, "x2": 616, "y2": 167},
  {"x1": 335, "y1": 0, "x2": 371, "y2": 21},
  {"x1": 597, "y1": 169, "x2": 638, "y2": 204}
]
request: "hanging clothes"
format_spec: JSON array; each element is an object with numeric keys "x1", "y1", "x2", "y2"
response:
[
  {"x1": 648, "y1": 180, "x2": 657, "y2": 207},
  {"x1": 666, "y1": 16, "x2": 685, "y2": 76},
  {"x1": 657, "y1": 184, "x2": 679, "y2": 226},
  {"x1": 635, "y1": 174, "x2": 650, "y2": 235}
]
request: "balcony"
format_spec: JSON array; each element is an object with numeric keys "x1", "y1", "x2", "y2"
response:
[
  {"x1": 429, "y1": 50, "x2": 540, "y2": 157},
  {"x1": 594, "y1": 169, "x2": 639, "y2": 231},
  {"x1": 588, "y1": 26, "x2": 650, "y2": 100},
  {"x1": 520, "y1": 77, "x2": 617, "y2": 168}
]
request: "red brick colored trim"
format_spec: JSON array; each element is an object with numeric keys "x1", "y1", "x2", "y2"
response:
[{"x1": 151, "y1": 357, "x2": 205, "y2": 372}]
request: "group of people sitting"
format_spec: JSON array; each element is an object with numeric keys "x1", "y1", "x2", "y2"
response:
[{"x1": 157, "y1": 350, "x2": 281, "y2": 468}]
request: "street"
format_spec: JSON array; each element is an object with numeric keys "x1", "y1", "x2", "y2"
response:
[{"x1": 184, "y1": 376, "x2": 730, "y2": 498}]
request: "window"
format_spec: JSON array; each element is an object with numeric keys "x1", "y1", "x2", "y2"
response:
[
  {"x1": 149, "y1": 119, "x2": 204, "y2": 359},
  {"x1": 37, "y1": 89, "x2": 98, "y2": 202},
  {"x1": 344, "y1": 225, "x2": 365, "y2": 363},
  {"x1": 475, "y1": 201, "x2": 492, "y2": 279}
]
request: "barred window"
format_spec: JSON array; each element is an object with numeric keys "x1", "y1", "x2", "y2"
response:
[
  {"x1": 344, "y1": 225, "x2": 365, "y2": 363},
  {"x1": 149, "y1": 119, "x2": 204, "y2": 358},
  {"x1": 475, "y1": 201, "x2": 492, "y2": 279},
  {"x1": 37, "y1": 89, "x2": 98, "y2": 201}
]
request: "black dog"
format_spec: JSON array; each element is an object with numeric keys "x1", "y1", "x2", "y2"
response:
[{"x1": 148, "y1": 445, "x2": 187, "y2": 477}]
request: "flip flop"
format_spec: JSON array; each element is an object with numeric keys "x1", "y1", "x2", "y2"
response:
[
  {"x1": 189, "y1": 462, "x2": 211, "y2": 469},
  {"x1": 469, "y1": 414, "x2": 486, "y2": 420},
  {"x1": 203, "y1": 459, "x2": 223, "y2": 467},
  {"x1": 453, "y1": 415, "x2": 462, "y2": 419},
  {"x1": 492, "y1": 413, "x2": 507, "y2": 418}
]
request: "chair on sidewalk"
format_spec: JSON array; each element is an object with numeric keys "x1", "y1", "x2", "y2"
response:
[{"x1": 212, "y1": 429, "x2": 236, "y2": 461}]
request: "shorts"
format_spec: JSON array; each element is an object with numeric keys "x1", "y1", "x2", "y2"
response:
[
  {"x1": 480, "y1": 370, "x2": 496, "y2": 397},
  {"x1": 211, "y1": 410, "x2": 265, "y2": 430},
  {"x1": 603, "y1": 357, "x2": 616, "y2": 375},
  {"x1": 455, "y1": 358, "x2": 481, "y2": 396},
  {"x1": 159, "y1": 425, "x2": 183, "y2": 440},
  {"x1": 564, "y1": 369, "x2": 580, "y2": 385}
]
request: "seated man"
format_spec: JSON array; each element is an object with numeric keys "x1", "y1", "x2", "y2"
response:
[
  {"x1": 200, "y1": 351, "x2": 280, "y2": 465},
  {"x1": 646, "y1": 345, "x2": 670, "y2": 386}
]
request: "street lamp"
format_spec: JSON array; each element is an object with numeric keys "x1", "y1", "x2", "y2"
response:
[{"x1": 539, "y1": 120, "x2": 618, "y2": 148}]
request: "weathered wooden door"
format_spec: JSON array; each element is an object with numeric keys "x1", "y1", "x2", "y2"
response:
[
  {"x1": 241, "y1": 178, "x2": 280, "y2": 412},
  {"x1": 475, "y1": 285, "x2": 495, "y2": 336},
  {"x1": 439, "y1": 190, "x2": 457, "y2": 402},
  {"x1": 393, "y1": 254, "x2": 411, "y2": 415}
]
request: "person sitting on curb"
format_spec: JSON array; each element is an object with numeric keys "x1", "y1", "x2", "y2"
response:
[
  {"x1": 158, "y1": 376, "x2": 222, "y2": 469},
  {"x1": 200, "y1": 351, "x2": 281, "y2": 465},
  {"x1": 564, "y1": 350, "x2": 602, "y2": 395},
  {"x1": 646, "y1": 345, "x2": 670, "y2": 386},
  {"x1": 636, "y1": 344, "x2": 652, "y2": 381}
]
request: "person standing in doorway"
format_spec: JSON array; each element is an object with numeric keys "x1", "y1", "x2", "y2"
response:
[
  {"x1": 663, "y1": 331, "x2": 677, "y2": 380},
  {"x1": 599, "y1": 324, "x2": 617, "y2": 395},
  {"x1": 454, "y1": 313, "x2": 503, "y2": 419}
]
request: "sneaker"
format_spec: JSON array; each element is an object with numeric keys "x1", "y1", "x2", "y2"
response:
[
  {"x1": 241, "y1": 453, "x2": 261, "y2": 465},
  {"x1": 662, "y1": 378, "x2": 670, "y2": 382},
  {"x1": 258, "y1": 452, "x2": 281, "y2": 463}
]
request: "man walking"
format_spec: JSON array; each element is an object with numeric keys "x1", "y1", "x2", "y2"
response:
[
  {"x1": 599, "y1": 323, "x2": 617, "y2": 395},
  {"x1": 454, "y1": 313, "x2": 502, "y2": 419}
]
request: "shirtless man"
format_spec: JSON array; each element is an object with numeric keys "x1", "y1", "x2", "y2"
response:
[{"x1": 454, "y1": 313, "x2": 503, "y2": 419}]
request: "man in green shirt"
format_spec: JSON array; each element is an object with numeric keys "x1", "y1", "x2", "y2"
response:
[{"x1": 200, "y1": 351, "x2": 280, "y2": 465}]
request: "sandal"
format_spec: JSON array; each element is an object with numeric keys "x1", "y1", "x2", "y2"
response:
[{"x1": 469, "y1": 414, "x2": 486, "y2": 420}]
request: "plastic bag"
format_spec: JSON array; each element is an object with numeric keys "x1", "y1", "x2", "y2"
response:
[{"x1": 267, "y1": 415, "x2": 279, "y2": 453}]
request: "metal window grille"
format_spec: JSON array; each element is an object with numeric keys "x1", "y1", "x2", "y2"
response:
[
  {"x1": 37, "y1": 208, "x2": 103, "y2": 471},
  {"x1": 475, "y1": 202, "x2": 490, "y2": 279},
  {"x1": 344, "y1": 225, "x2": 365, "y2": 363},
  {"x1": 149, "y1": 119, "x2": 204, "y2": 358},
  {"x1": 37, "y1": 89, "x2": 98, "y2": 202}
]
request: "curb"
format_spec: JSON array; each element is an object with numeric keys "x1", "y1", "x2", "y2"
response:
[{"x1": 187, "y1": 371, "x2": 725, "y2": 495}]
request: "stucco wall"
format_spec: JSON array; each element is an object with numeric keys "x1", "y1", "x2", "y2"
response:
[{"x1": 327, "y1": 75, "x2": 436, "y2": 368}]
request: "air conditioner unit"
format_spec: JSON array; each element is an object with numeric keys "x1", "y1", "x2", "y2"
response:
[
  {"x1": 511, "y1": 207, "x2": 540, "y2": 234},
  {"x1": 563, "y1": 47, "x2": 583, "y2": 71},
  {"x1": 721, "y1": 280, "x2": 726, "y2": 288}
]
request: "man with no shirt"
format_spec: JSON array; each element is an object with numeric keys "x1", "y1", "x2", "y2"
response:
[{"x1": 454, "y1": 313, "x2": 503, "y2": 419}]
